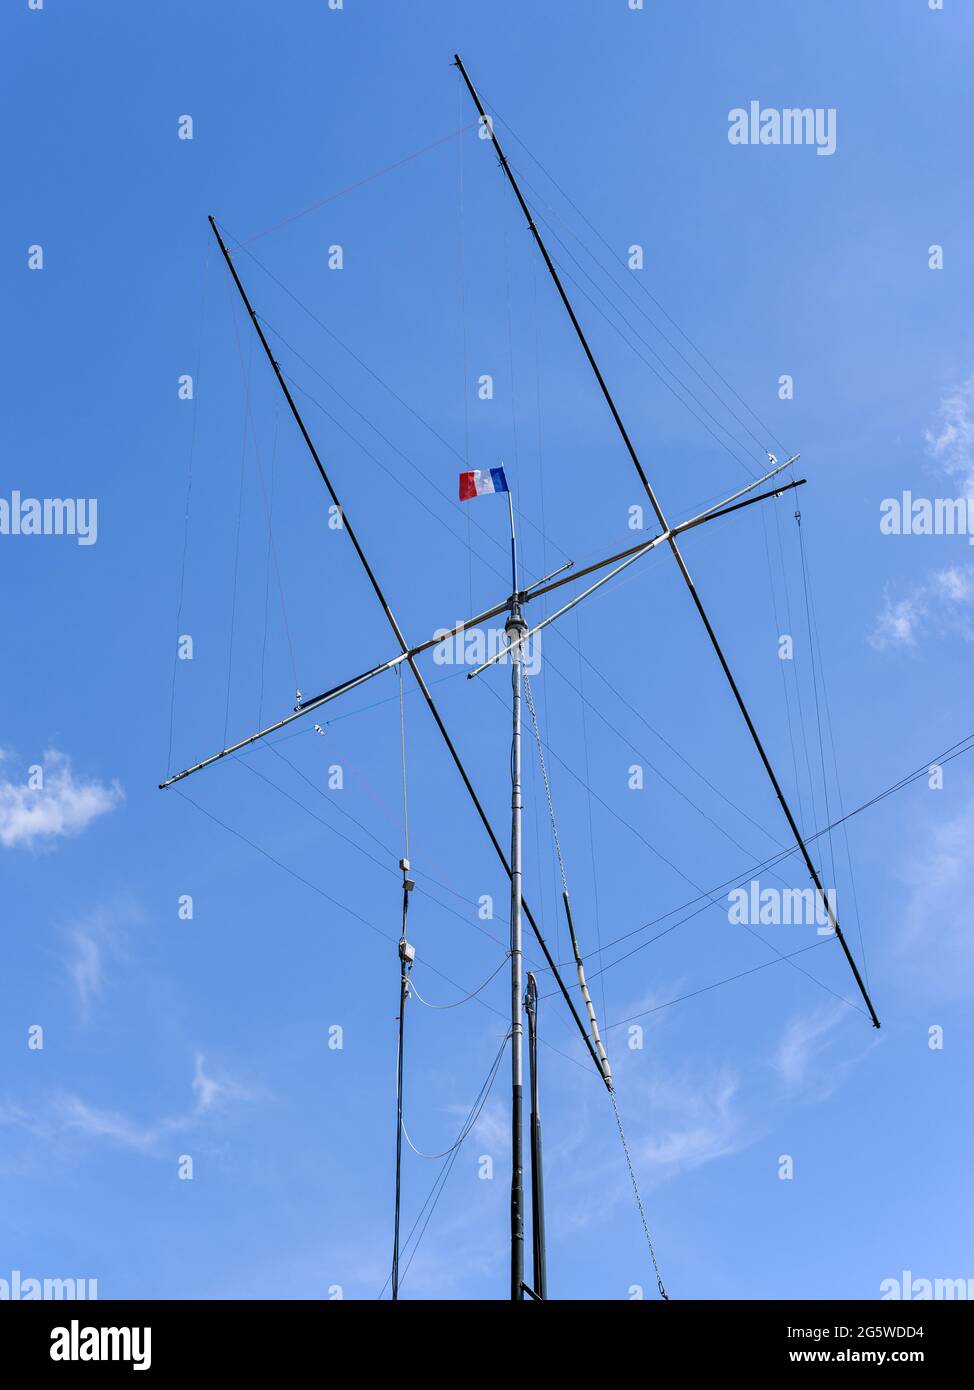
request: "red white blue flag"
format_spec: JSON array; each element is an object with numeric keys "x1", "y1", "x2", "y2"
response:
[{"x1": 459, "y1": 466, "x2": 509, "y2": 501}]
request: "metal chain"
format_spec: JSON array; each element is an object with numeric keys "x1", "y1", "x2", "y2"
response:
[{"x1": 610, "y1": 1089, "x2": 669, "y2": 1300}]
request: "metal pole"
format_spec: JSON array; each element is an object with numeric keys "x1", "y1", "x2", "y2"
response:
[
  {"x1": 525, "y1": 973, "x2": 547, "y2": 1300},
  {"x1": 507, "y1": 492, "x2": 525, "y2": 1302},
  {"x1": 452, "y1": 56, "x2": 880, "y2": 1029},
  {"x1": 392, "y1": 861, "x2": 415, "y2": 1301}
]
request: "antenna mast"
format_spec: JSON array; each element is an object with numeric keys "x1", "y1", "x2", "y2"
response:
[
  {"x1": 506, "y1": 489, "x2": 526, "y2": 1301},
  {"x1": 163, "y1": 205, "x2": 818, "y2": 1300}
]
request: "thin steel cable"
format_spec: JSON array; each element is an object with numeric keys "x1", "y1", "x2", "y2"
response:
[
  {"x1": 256, "y1": 405, "x2": 280, "y2": 725},
  {"x1": 799, "y1": 516, "x2": 871, "y2": 990},
  {"x1": 522, "y1": 173, "x2": 769, "y2": 455},
  {"x1": 457, "y1": 79, "x2": 474, "y2": 616},
  {"x1": 264, "y1": 739, "x2": 513, "y2": 943},
  {"x1": 480, "y1": 663, "x2": 868, "y2": 1014},
  {"x1": 234, "y1": 280, "x2": 805, "y2": 875},
  {"x1": 545, "y1": 247, "x2": 761, "y2": 481},
  {"x1": 523, "y1": 671, "x2": 612, "y2": 1080},
  {"x1": 796, "y1": 510, "x2": 837, "y2": 901},
  {"x1": 477, "y1": 92, "x2": 788, "y2": 453},
  {"x1": 533, "y1": 261, "x2": 563, "y2": 963},
  {"x1": 272, "y1": 350, "x2": 525, "y2": 587},
  {"x1": 278, "y1": 347, "x2": 796, "y2": 882},
  {"x1": 607, "y1": 938, "x2": 835, "y2": 1030},
  {"x1": 239, "y1": 749, "x2": 512, "y2": 953},
  {"x1": 511, "y1": 161, "x2": 774, "y2": 459},
  {"x1": 527, "y1": 196, "x2": 766, "y2": 476},
  {"x1": 223, "y1": 297, "x2": 253, "y2": 743},
  {"x1": 240, "y1": 120, "x2": 481, "y2": 244},
  {"x1": 247, "y1": 388, "x2": 299, "y2": 694},
  {"x1": 554, "y1": 730, "x2": 974, "y2": 983},
  {"x1": 398, "y1": 665, "x2": 409, "y2": 862},
  {"x1": 379, "y1": 1034, "x2": 509, "y2": 1297},
  {"x1": 172, "y1": 786, "x2": 593, "y2": 1078},
  {"x1": 760, "y1": 497, "x2": 808, "y2": 834},
  {"x1": 220, "y1": 226, "x2": 572, "y2": 562},
  {"x1": 610, "y1": 1090, "x2": 668, "y2": 1300},
  {"x1": 574, "y1": 606, "x2": 609, "y2": 1025},
  {"x1": 167, "y1": 245, "x2": 210, "y2": 774}
]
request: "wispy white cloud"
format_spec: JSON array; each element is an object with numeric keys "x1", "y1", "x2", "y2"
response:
[
  {"x1": 925, "y1": 373, "x2": 974, "y2": 497},
  {"x1": 638, "y1": 1066, "x2": 743, "y2": 1174},
  {"x1": 468, "y1": 1097, "x2": 507, "y2": 1155},
  {"x1": 871, "y1": 376, "x2": 974, "y2": 650},
  {"x1": 772, "y1": 1003, "x2": 852, "y2": 1097},
  {"x1": 61, "y1": 902, "x2": 139, "y2": 1022},
  {"x1": 2, "y1": 1056, "x2": 256, "y2": 1158},
  {"x1": 869, "y1": 565, "x2": 974, "y2": 650},
  {"x1": 898, "y1": 796, "x2": 974, "y2": 998},
  {"x1": 56, "y1": 1094, "x2": 180, "y2": 1154},
  {"x1": 192, "y1": 1053, "x2": 252, "y2": 1114},
  {"x1": 0, "y1": 749, "x2": 122, "y2": 850},
  {"x1": 67, "y1": 929, "x2": 103, "y2": 1021}
]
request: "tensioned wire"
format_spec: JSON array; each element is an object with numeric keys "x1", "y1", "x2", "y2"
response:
[
  {"x1": 208, "y1": 157, "x2": 872, "y2": 1028},
  {"x1": 203, "y1": 596, "x2": 963, "y2": 1007},
  {"x1": 552, "y1": 729, "x2": 974, "y2": 987},
  {"x1": 484, "y1": 96, "x2": 859, "y2": 915},
  {"x1": 179, "y1": 126, "x2": 873, "y2": 1291},
  {"x1": 173, "y1": 718, "x2": 974, "y2": 1098},
  {"x1": 476, "y1": 666, "x2": 869, "y2": 1018},
  {"x1": 223, "y1": 294, "x2": 254, "y2": 744},
  {"x1": 378, "y1": 1032, "x2": 509, "y2": 1298},
  {"x1": 238, "y1": 221, "x2": 811, "y2": 872},
  {"x1": 470, "y1": 85, "x2": 788, "y2": 453},
  {"x1": 167, "y1": 245, "x2": 210, "y2": 775},
  {"x1": 216, "y1": 222, "x2": 573, "y2": 568},
  {"x1": 463, "y1": 93, "x2": 839, "y2": 878},
  {"x1": 254, "y1": 338, "x2": 811, "y2": 882},
  {"x1": 173, "y1": 784, "x2": 591, "y2": 1079},
  {"x1": 255, "y1": 338, "x2": 805, "y2": 869},
  {"x1": 211, "y1": 213, "x2": 816, "y2": 872},
  {"x1": 239, "y1": 119, "x2": 482, "y2": 246},
  {"x1": 462, "y1": 105, "x2": 863, "y2": 992}
]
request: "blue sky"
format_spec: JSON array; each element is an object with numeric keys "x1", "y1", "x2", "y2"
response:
[{"x1": 2, "y1": 0, "x2": 973, "y2": 1300}]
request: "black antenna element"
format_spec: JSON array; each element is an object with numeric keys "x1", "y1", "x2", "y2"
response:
[
  {"x1": 452, "y1": 57, "x2": 880, "y2": 1029},
  {"x1": 203, "y1": 215, "x2": 613, "y2": 1076},
  {"x1": 525, "y1": 973, "x2": 547, "y2": 1300}
]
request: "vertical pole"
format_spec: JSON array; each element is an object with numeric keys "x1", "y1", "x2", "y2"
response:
[
  {"x1": 392, "y1": 862, "x2": 414, "y2": 1301},
  {"x1": 525, "y1": 973, "x2": 547, "y2": 1299},
  {"x1": 507, "y1": 489, "x2": 526, "y2": 1301}
]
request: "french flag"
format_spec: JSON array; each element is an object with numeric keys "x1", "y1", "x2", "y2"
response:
[{"x1": 459, "y1": 466, "x2": 509, "y2": 502}]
